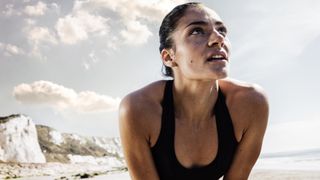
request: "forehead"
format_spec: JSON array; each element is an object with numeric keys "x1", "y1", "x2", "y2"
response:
[{"x1": 176, "y1": 6, "x2": 223, "y2": 28}]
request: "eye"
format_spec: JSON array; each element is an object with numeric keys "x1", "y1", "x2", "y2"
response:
[
  {"x1": 217, "y1": 26, "x2": 227, "y2": 37},
  {"x1": 190, "y1": 27, "x2": 205, "y2": 35}
]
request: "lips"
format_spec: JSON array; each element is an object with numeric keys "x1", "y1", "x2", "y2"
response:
[{"x1": 207, "y1": 51, "x2": 228, "y2": 62}]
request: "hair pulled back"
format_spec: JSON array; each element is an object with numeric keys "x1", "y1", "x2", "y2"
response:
[{"x1": 159, "y1": 2, "x2": 202, "y2": 77}]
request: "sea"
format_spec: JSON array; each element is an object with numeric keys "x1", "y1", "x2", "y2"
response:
[{"x1": 254, "y1": 148, "x2": 320, "y2": 171}]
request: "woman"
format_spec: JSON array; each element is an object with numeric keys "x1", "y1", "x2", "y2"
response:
[{"x1": 119, "y1": 2, "x2": 268, "y2": 180}]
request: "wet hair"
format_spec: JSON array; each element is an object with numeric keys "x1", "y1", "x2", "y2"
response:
[{"x1": 159, "y1": 2, "x2": 202, "y2": 77}]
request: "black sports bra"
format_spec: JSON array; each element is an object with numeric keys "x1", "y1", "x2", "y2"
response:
[{"x1": 151, "y1": 80, "x2": 238, "y2": 180}]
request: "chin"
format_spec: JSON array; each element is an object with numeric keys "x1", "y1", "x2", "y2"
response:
[
  {"x1": 209, "y1": 65, "x2": 229, "y2": 79},
  {"x1": 211, "y1": 67, "x2": 228, "y2": 77},
  {"x1": 217, "y1": 74, "x2": 228, "y2": 80},
  {"x1": 212, "y1": 70, "x2": 229, "y2": 80}
]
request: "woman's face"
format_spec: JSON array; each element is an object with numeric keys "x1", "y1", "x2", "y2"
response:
[{"x1": 170, "y1": 6, "x2": 231, "y2": 81}]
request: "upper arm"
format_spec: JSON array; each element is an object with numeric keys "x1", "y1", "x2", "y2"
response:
[
  {"x1": 119, "y1": 94, "x2": 160, "y2": 180},
  {"x1": 224, "y1": 86, "x2": 269, "y2": 180}
]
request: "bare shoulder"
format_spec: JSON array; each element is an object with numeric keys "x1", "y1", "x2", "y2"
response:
[
  {"x1": 219, "y1": 78, "x2": 268, "y2": 109},
  {"x1": 119, "y1": 80, "x2": 166, "y2": 142},
  {"x1": 219, "y1": 78, "x2": 269, "y2": 137},
  {"x1": 119, "y1": 80, "x2": 166, "y2": 115}
]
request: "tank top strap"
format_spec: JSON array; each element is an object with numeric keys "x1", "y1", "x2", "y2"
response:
[
  {"x1": 214, "y1": 88, "x2": 238, "y2": 152},
  {"x1": 161, "y1": 80, "x2": 175, "y2": 144}
]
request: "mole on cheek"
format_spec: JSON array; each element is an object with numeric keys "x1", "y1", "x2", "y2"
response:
[{"x1": 190, "y1": 60, "x2": 193, "y2": 63}]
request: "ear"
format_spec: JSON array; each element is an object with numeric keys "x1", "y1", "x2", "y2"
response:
[{"x1": 160, "y1": 49, "x2": 177, "y2": 67}]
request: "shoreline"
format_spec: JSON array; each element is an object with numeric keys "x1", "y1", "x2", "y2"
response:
[{"x1": 250, "y1": 169, "x2": 320, "y2": 180}]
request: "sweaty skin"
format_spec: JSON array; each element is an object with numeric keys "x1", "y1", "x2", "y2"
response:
[{"x1": 119, "y1": 5, "x2": 269, "y2": 180}]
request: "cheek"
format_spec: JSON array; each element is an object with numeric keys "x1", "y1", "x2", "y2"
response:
[
  {"x1": 176, "y1": 39, "x2": 205, "y2": 59},
  {"x1": 181, "y1": 58, "x2": 203, "y2": 75},
  {"x1": 175, "y1": 43, "x2": 203, "y2": 70},
  {"x1": 188, "y1": 36, "x2": 208, "y2": 47},
  {"x1": 175, "y1": 52, "x2": 196, "y2": 73},
  {"x1": 224, "y1": 37, "x2": 232, "y2": 53},
  {"x1": 173, "y1": 37, "x2": 206, "y2": 70}
]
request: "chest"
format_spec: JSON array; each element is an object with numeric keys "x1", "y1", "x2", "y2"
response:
[{"x1": 174, "y1": 117, "x2": 219, "y2": 168}]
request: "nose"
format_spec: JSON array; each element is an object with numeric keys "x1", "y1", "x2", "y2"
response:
[{"x1": 207, "y1": 29, "x2": 224, "y2": 49}]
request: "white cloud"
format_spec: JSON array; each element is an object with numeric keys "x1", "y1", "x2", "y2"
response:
[
  {"x1": 2, "y1": 4, "x2": 23, "y2": 17},
  {"x1": 55, "y1": 14, "x2": 87, "y2": 44},
  {"x1": 88, "y1": 51, "x2": 99, "y2": 63},
  {"x1": 0, "y1": 43, "x2": 25, "y2": 56},
  {"x1": 120, "y1": 20, "x2": 153, "y2": 45},
  {"x1": 126, "y1": 0, "x2": 189, "y2": 22},
  {"x1": 74, "y1": 91, "x2": 120, "y2": 113},
  {"x1": 82, "y1": 62, "x2": 90, "y2": 70},
  {"x1": 73, "y1": 0, "x2": 187, "y2": 22},
  {"x1": 49, "y1": 3, "x2": 60, "y2": 15},
  {"x1": 55, "y1": 11, "x2": 109, "y2": 44},
  {"x1": 71, "y1": 0, "x2": 188, "y2": 45},
  {"x1": 25, "y1": 26, "x2": 57, "y2": 59},
  {"x1": 13, "y1": 81, "x2": 76, "y2": 107},
  {"x1": 2, "y1": 4, "x2": 14, "y2": 16},
  {"x1": 24, "y1": 1, "x2": 48, "y2": 16},
  {"x1": 28, "y1": 26, "x2": 57, "y2": 44},
  {"x1": 13, "y1": 81, "x2": 120, "y2": 113},
  {"x1": 24, "y1": 18, "x2": 37, "y2": 26},
  {"x1": 3, "y1": 1, "x2": 58, "y2": 17},
  {"x1": 5, "y1": 44, "x2": 25, "y2": 56},
  {"x1": 82, "y1": 51, "x2": 99, "y2": 70}
]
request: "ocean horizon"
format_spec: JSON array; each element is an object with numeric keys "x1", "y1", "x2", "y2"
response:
[{"x1": 254, "y1": 148, "x2": 320, "y2": 171}]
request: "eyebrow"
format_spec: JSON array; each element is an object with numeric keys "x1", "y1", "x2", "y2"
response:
[{"x1": 185, "y1": 20, "x2": 224, "y2": 28}]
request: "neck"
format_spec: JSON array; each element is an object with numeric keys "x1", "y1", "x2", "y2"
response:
[{"x1": 172, "y1": 79, "x2": 219, "y2": 127}]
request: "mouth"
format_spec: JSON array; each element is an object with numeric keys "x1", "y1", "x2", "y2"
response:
[{"x1": 206, "y1": 52, "x2": 228, "y2": 62}]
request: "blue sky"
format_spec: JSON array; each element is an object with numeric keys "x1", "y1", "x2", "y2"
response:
[{"x1": 1, "y1": 0, "x2": 320, "y2": 154}]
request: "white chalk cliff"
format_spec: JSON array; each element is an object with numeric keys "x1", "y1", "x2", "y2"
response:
[
  {"x1": 0, "y1": 114, "x2": 124, "y2": 169},
  {"x1": 37, "y1": 124, "x2": 124, "y2": 166},
  {"x1": 0, "y1": 114, "x2": 46, "y2": 163}
]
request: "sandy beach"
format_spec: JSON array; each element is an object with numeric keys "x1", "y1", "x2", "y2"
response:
[
  {"x1": 71, "y1": 169, "x2": 320, "y2": 180},
  {"x1": 1, "y1": 162, "x2": 320, "y2": 180},
  {"x1": 0, "y1": 162, "x2": 125, "y2": 180}
]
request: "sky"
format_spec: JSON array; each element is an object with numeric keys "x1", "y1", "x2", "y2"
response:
[{"x1": 1, "y1": 0, "x2": 320, "y2": 154}]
